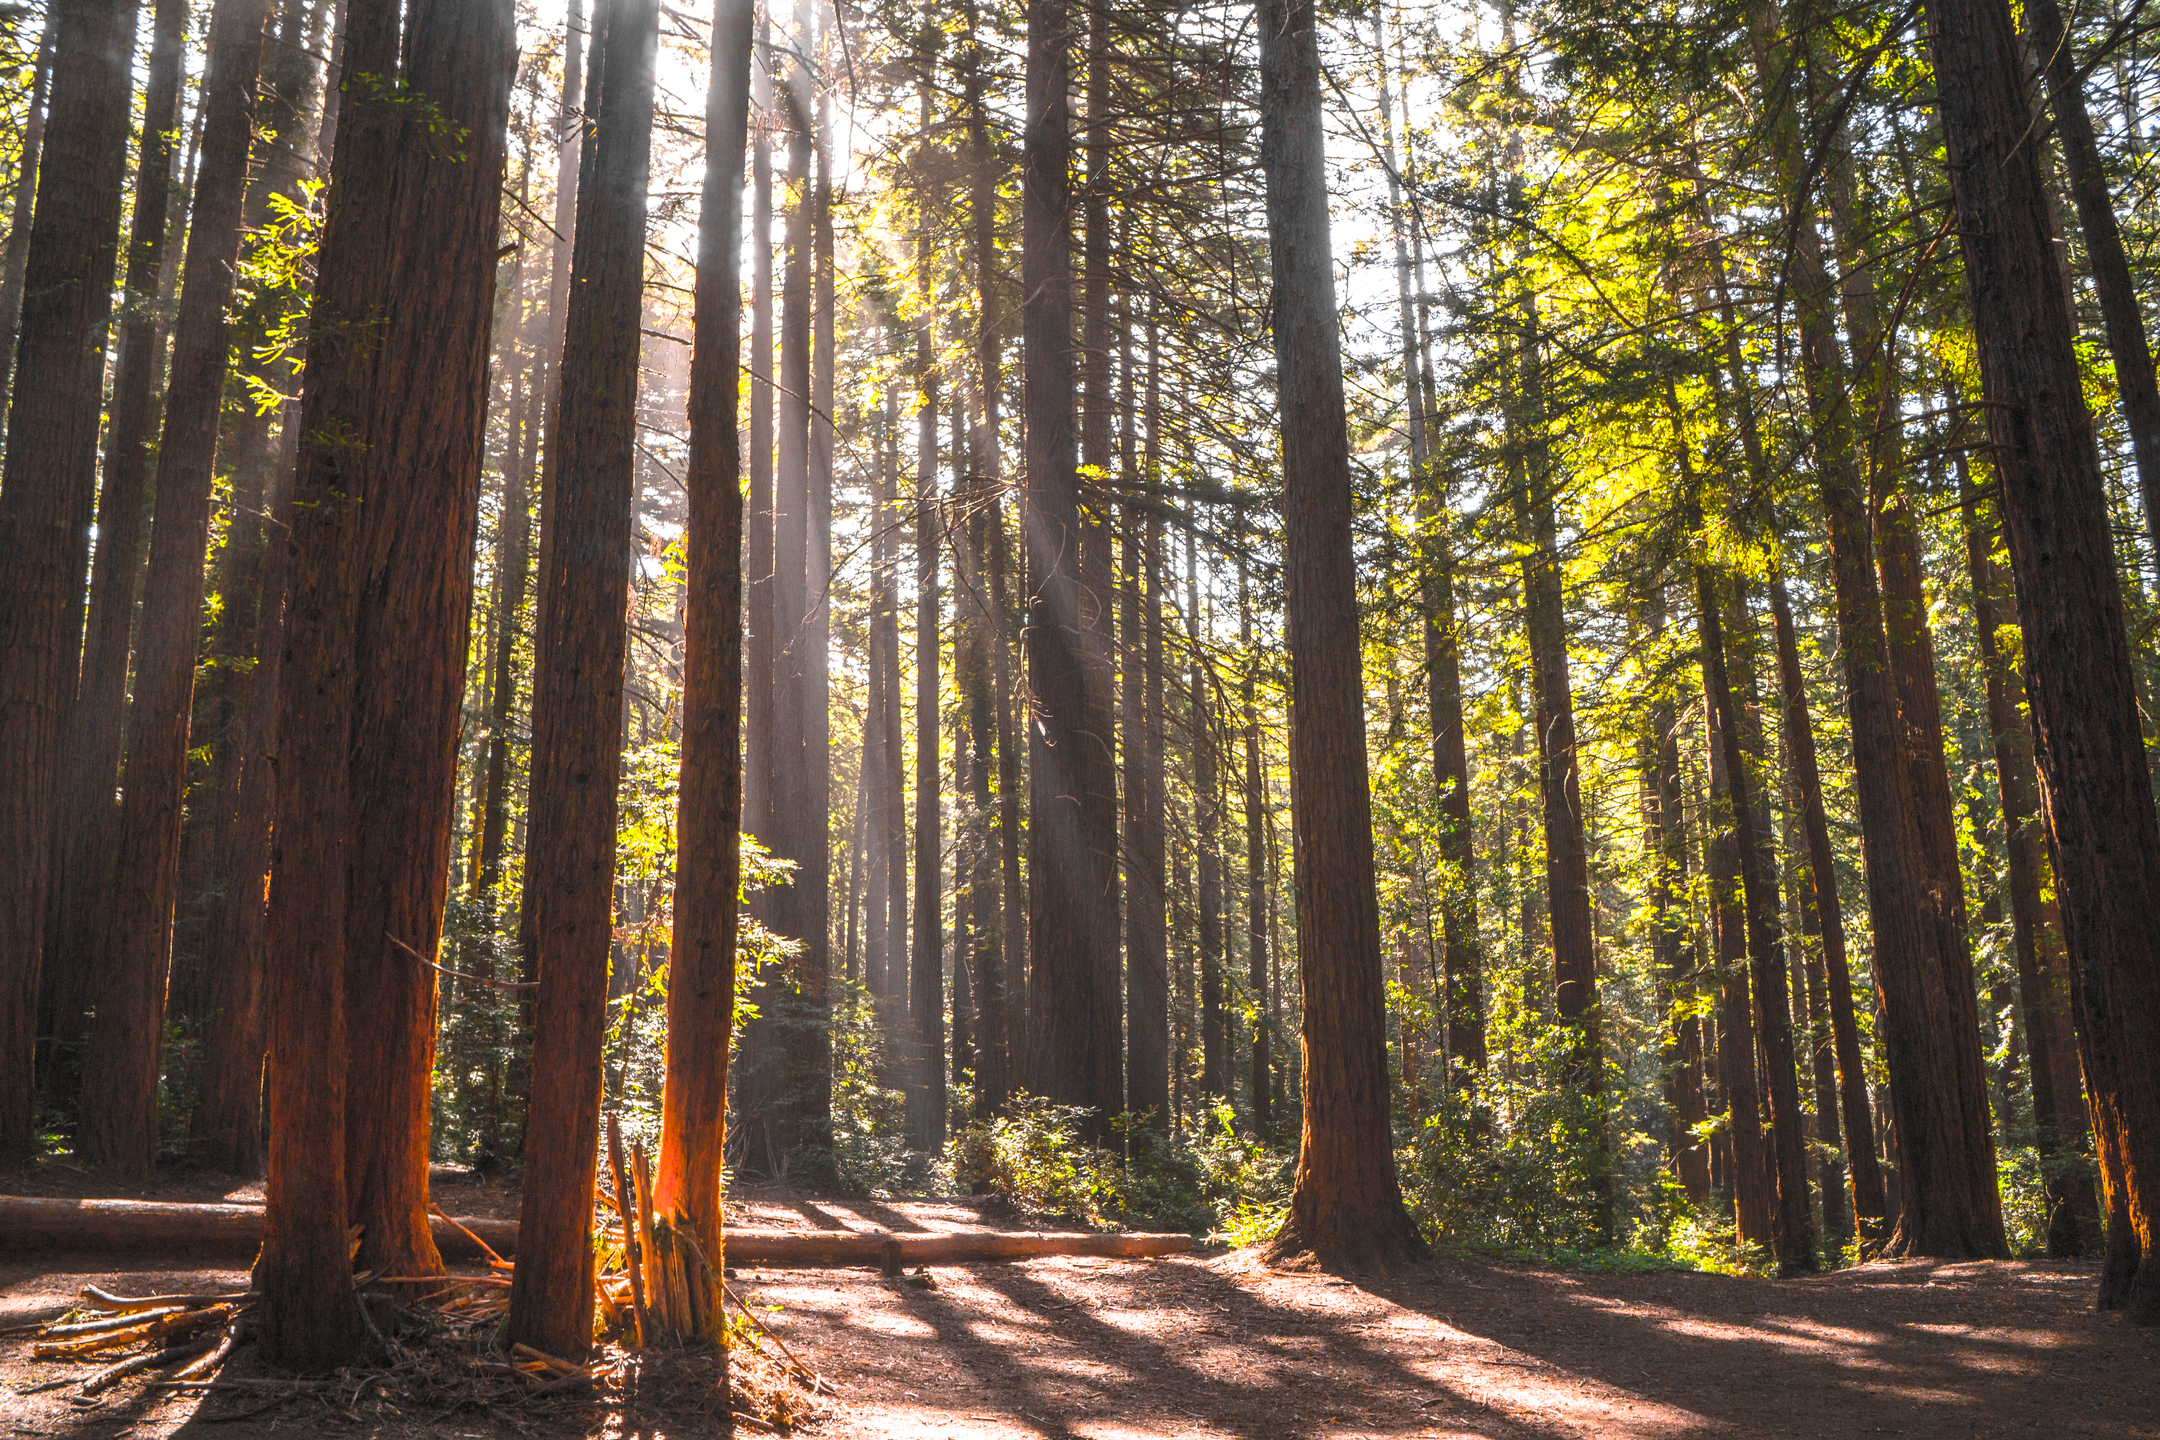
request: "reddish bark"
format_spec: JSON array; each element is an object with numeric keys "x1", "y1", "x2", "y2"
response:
[{"x1": 1256, "y1": 0, "x2": 1424, "y2": 1270}]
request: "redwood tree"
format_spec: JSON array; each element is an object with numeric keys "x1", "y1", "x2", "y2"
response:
[
  {"x1": 1256, "y1": 0, "x2": 1424, "y2": 1271},
  {"x1": 652, "y1": 0, "x2": 753, "y2": 1345},
  {"x1": 1925, "y1": 0, "x2": 2160, "y2": 1317},
  {"x1": 506, "y1": 0, "x2": 659, "y2": 1357}
]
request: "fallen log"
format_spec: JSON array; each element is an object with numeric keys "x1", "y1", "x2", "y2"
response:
[{"x1": 0, "y1": 1197, "x2": 1190, "y2": 1267}]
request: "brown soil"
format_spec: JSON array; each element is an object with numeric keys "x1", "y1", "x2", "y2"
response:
[{"x1": 4, "y1": 1169, "x2": 2154, "y2": 1438}]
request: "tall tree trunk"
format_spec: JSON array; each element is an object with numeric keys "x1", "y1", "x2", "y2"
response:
[
  {"x1": 1704, "y1": 649, "x2": 1771, "y2": 1250},
  {"x1": 1695, "y1": 565, "x2": 1815, "y2": 1271},
  {"x1": 1766, "y1": 573, "x2": 1888, "y2": 1241},
  {"x1": 256, "y1": 0, "x2": 403, "y2": 1368},
  {"x1": 1241, "y1": 560, "x2": 1270, "y2": 1137},
  {"x1": 652, "y1": 0, "x2": 751, "y2": 1342},
  {"x1": 1513, "y1": 293, "x2": 1605, "y2": 1227},
  {"x1": 1958, "y1": 456, "x2": 2102, "y2": 1256},
  {"x1": 1256, "y1": 0, "x2": 1423, "y2": 1270},
  {"x1": 1194, "y1": 586, "x2": 1225, "y2": 1101},
  {"x1": 1126, "y1": 312, "x2": 1170, "y2": 1131},
  {"x1": 79, "y1": 0, "x2": 273, "y2": 1179},
  {"x1": 41, "y1": 0, "x2": 186, "y2": 1078},
  {"x1": 961, "y1": 0, "x2": 1007, "y2": 1117},
  {"x1": 744, "y1": 10, "x2": 774, "y2": 853},
  {"x1": 1926, "y1": 0, "x2": 2160, "y2": 1314},
  {"x1": 1023, "y1": 0, "x2": 1118, "y2": 1139},
  {"x1": 1645, "y1": 605, "x2": 1709, "y2": 1204},
  {"x1": 910, "y1": 310, "x2": 945, "y2": 1153},
  {"x1": 0, "y1": 0, "x2": 140, "y2": 1160},
  {"x1": 506, "y1": 0, "x2": 658, "y2": 1356},
  {"x1": 803, "y1": 6, "x2": 836, "y2": 1156},
  {"x1": 336, "y1": 0, "x2": 514, "y2": 1280}
]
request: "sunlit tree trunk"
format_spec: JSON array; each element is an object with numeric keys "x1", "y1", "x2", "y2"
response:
[
  {"x1": 652, "y1": 0, "x2": 752, "y2": 1343},
  {"x1": 1644, "y1": 603, "x2": 1709, "y2": 1204},
  {"x1": 1125, "y1": 312, "x2": 1170, "y2": 1132},
  {"x1": 506, "y1": 0, "x2": 658, "y2": 1356}
]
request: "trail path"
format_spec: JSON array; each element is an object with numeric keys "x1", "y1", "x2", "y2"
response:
[{"x1": 3, "y1": 1178, "x2": 2152, "y2": 1438}]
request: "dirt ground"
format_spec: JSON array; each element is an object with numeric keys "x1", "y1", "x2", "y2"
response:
[{"x1": 4, "y1": 1170, "x2": 2156, "y2": 1438}]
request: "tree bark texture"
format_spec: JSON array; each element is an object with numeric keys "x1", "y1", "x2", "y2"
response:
[
  {"x1": 1925, "y1": 0, "x2": 2160, "y2": 1303},
  {"x1": 506, "y1": 0, "x2": 658, "y2": 1356},
  {"x1": 1255, "y1": 0, "x2": 1424, "y2": 1270},
  {"x1": 652, "y1": 0, "x2": 751, "y2": 1342}
]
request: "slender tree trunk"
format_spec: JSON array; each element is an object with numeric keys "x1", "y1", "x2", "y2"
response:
[
  {"x1": 1766, "y1": 574, "x2": 1888, "y2": 1240},
  {"x1": 1645, "y1": 605, "x2": 1709, "y2": 1204},
  {"x1": 1241, "y1": 561, "x2": 1270, "y2": 1137},
  {"x1": 1701, "y1": 640, "x2": 1772, "y2": 1251},
  {"x1": 41, "y1": 0, "x2": 186, "y2": 1078},
  {"x1": 1127, "y1": 312, "x2": 1170, "y2": 1131},
  {"x1": 79, "y1": 0, "x2": 273, "y2": 1179},
  {"x1": 651, "y1": 0, "x2": 751, "y2": 1342},
  {"x1": 1256, "y1": 0, "x2": 1423, "y2": 1270},
  {"x1": 0, "y1": 0, "x2": 140, "y2": 1160},
  {"x1": 1513, "y1": 293, "x2": 1605, "y2": 1227},
  {"x1": 803, "y1": 10, "x2": 835, "y2": 1156},
  {"x1": 506, "y1": 0, "x2": 658, "y2": 1356},
  {"x1": 745, "y1": 10, "x2": 774, "y2": 852},
  {"x1": 1958, "y1": 457, "x2": 2102, "y2": 1256},
  {"x1": 256, "y1": 0, "x2": 403, "y2": 1368},
  {"x1": 1194, "y1": 593, "x2": 1225, "y2": 1101},
  {"x1": 911, "y1": 312, "x2": 945, "y2": 1152}
]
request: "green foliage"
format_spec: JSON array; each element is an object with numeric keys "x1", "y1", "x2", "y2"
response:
[{"x1": 946, "y1": 1096, "x2": 1292, "y2": 1237}]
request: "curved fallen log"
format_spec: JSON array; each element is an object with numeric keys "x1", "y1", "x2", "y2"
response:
[{"x1": 0, "y1": 1197, "x2": 1191, "y2": 1266}]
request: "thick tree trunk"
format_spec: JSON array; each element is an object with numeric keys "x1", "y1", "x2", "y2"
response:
[
  {"x1": 336, "y1": 0, "x2": 514, "y2": 1280},
  {"x1": 1925, "y1": 0, "x2": 2160, "y2": 1312},
  {"x1": 40, "y1": 0, "x2": 185, "y2": 1074},
  {"x1": 651, "y1": 0, "x2": 751, "y2": 1343},
  {"x1": 1023, "y1": 0, "x2": 1118, "y2": 1139},
  {"x1": 256, "y1": 0, "x2": 402, "y2": 1369},
  {"x1": 0, "y1": 0, "x2": 140, "y2": 1160},
  {"x1": 1255, "y1": 0, "x2": 1423, "y2": 1270},
  {"x1": 506, "y1": 0, "x2": 658, "y2": 1357},
  {"x1": 79, "y1": 0, "x2": 273, "y2": 1179}
]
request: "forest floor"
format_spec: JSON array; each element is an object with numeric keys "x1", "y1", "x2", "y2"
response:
[{"x1": 3, "y1": 1164, "x2": 2155, "y2": 1439}]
